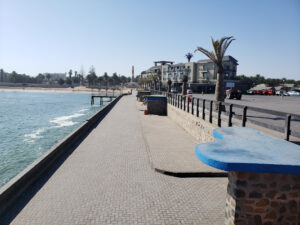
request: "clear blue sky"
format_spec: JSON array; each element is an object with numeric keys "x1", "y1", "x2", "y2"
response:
[{"x1": 1, "y1": 0, "x2": 300, "y2": 79}]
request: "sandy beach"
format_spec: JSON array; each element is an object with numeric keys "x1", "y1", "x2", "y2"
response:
[{"x1": 0, "y1": 85, "x2": 128, "y2": 94}]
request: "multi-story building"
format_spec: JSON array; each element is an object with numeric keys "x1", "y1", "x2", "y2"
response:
[
  {"x1": 197, "y1": 56, "x2": 238, "y2": 83},
  {"x1": 141, "y1": 55, "x2": 238, "y2": 92}
]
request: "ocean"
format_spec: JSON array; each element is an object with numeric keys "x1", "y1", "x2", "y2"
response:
[{"x1": 0, "y1": 90, "x2": 105, "y2": 187}]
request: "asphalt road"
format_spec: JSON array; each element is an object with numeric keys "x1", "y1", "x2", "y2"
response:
[{"x1": 191, "y1": 94, "x2": 300, "y2": 138}]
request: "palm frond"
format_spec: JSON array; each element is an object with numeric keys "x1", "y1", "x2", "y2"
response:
[
  {"x1": 194, "y1": 47, "x2": 217, "y2": 63},
  {"x1": 221, "y1": 38, "x2": 235, "y2": 59}
]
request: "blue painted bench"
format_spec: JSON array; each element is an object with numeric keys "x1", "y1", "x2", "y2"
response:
[{"x1": 195, "y1": 127, "x2": 300, "y2": 225}]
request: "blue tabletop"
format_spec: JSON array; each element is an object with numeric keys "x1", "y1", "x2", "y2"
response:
[{"x1": 195, "y1": 127, "x2": 300, "y2": 174}]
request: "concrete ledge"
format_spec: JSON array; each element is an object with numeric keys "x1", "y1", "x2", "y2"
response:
[
  {"x1": 0, "y1": 94, "x2": 124, "y2": 215},
  {"x1": 167, "y1": 104, "x2": 217, "y2": 143}
]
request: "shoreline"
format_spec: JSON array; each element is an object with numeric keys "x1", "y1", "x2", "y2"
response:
[{"x1": 0, "y1": 86, "x2": 126, "y2": 94}]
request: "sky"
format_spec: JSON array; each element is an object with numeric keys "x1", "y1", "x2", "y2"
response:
[{"x1": 0, "y1": 0, "x2": 300, "y2": 79}]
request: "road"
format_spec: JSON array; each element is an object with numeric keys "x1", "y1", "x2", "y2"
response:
[{"x1": 191, "y1": 94, "x2": 300, "y2": 138}]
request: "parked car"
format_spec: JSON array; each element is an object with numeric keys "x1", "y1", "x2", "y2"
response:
[
  {"x1": 187, "y1": 89, "x2": 192, "y2": 94},
  {"x1": 246, "y1": 90, "x2": 254, "y2": 95},
  {"x1": 170, "y1": 88, "x2": 178, "y2": 93},
  {"x1": 287, "y1": 91, "x2": 300, "y2": 96},
  {"x1": 184, "y1": 94, "x2": 193, "y2": 102},
  {"x1": 276, "y1": 90, "x2": 289, "y2": 96},
  {"x1": 226, "y1": 88, "x2": 242, "y2": 100}
]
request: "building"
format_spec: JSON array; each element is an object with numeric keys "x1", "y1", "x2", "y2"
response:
[
  {"x1": 197, "y1": 56, "x2": 238, "y2": 83},
  {"x1": 141, "y1": 56, "x2": 238, "y2": 92}
]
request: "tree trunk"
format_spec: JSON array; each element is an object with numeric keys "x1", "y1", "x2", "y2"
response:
[
  {"x1": 168, "y1": 84, "x2": 171, "y2": 93},
  {"x1": 214, "y1": 73, "x2": 225, "y2": 101},
  {"x1": 214, "y1": 66, "x2": 225, "y2": 110},
  {"x1": 182, "y1": 82, "x2": 187, "y2": 95}
]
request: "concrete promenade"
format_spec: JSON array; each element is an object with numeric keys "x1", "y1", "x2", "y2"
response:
[{"x1": 1, "y1": 94, "x2": 227, "y2": 225}]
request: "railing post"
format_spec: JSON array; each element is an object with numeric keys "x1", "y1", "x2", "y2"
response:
[
  {"x1": 202, "y1": 99, "x2": 206, "y2": 120},
  {"x1": 285, "y1": 114, "x2": 291, "y2": 141},
  {"x1": 184, "y1": 96, "x2": 186, "y2": 111},
  {"x1": 172, "y1": 94, "x2": 175, "y2": 106},
  {"x1": 242, "y1": 106, "x2": 247, "y2": 127},
  {"x1": 192, "y1": 97, "x2": 194, "y2": 115},
  {"x1": 187, "y1": 97, "x2": 190, "y2": 113},
  {"x1": 180, "y1": 95, "x2": 183, "y2": 109},
  {"x1": 196, "y1": 98, "x2": 199, "y2": 117},
  {"x1": 228, "y1": 104, "x2": 233, "y2": 127},
  {"x1": 218, "y1": 102, "x2": 222, "y2": 127},
  {"x1": 177, "y1": 95, "x2": 180, "y2": 108},
  {"x1": 209, "y1": 101, "x2": 213, "y2": 123}
]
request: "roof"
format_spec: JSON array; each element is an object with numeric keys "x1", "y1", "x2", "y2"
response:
[{"x1": 197, "y1": 55, "x2": 238, "y2": 65}]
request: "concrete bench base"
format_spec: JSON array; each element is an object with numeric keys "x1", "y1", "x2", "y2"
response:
[{"x1": 225, "y1": 172, "x2": 300, "y2": 225}]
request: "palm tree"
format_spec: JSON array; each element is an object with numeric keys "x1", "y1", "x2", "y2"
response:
[
  {"x1": 195, "y1": 36, "x2": 235, "y2": 103},
  {"x1": 182, "y1": 74, "x2": 188, "y2": 95},
  {"x1": 167, "y1": 79, "x2": 172, "y2": 93},
  {"x1": 151, "y1": 75, "x2": 158, "y2": 90},
  {"x1": 185, "y1": 52, "x2": 193, "y2": 62}
]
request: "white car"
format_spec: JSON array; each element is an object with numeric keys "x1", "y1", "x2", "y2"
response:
[
  {"x1": 187, "y1": 89, "x2": 192, "y2": 94},
  {"x1": 287, "y1": 91, "x2": 300, "y2": 96}
]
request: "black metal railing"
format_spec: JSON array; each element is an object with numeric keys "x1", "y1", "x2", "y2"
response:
[{"x1": 150, "y1": 90, "x2": 300, "y2": 141}]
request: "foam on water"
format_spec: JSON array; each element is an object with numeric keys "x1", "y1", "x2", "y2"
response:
[
  {"x1": 24, "y1": 128, "x2": 47, "y2": 143},
  {"x1": 50, "y1": 113, "x2": 84, "y2": 128}
]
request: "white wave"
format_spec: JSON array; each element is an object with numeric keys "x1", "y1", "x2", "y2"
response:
[
  {"x1": 24, "y1": 128, "x2": 45, "y2": 143},
  {"x1": 50, "y1": 113, "x2": 84, "y2": 128},
  {"x1": 24, "y1": 128, "x2": 45, "y2": 139},
  {"x1": 78, "y1": 108, "x2": 88, "y2": 112}
]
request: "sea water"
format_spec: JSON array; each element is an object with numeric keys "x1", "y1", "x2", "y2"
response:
[{"x1": 0, "y1": 90, "x2": 105, "y2": 187}]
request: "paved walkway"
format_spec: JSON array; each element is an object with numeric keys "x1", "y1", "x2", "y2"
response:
[
  {"x1": 1, "y1": 94, "x2": 227, "y2": 225},
  {"x1": 137, "y1": 102, "x2": 225, "y2": 175}
]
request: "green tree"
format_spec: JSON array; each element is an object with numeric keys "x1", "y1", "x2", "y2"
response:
[
  {"x1": 86, "y1": 66, "x2": 97, "y2": 86},
  {"x1": 66, "y1": 78, "x2": 72, "y2": 85},
  {"x1": 68, "y1": 69, "x2": 72, "y2": 79},
  {"x1": 103, "y1": 72, "x2": 109, "y2": 86},
  {"x1": 58, "y1": 78, "x2": 65, "y2": 85},
  {"x1": 0, "y1": 69, "x2": 4, "y2": 82},
  {"x1": 36, "y1": 73, "x2": 45, "y2": 83},
  {"x1": 9, "y1": 71, "x2": 18, "y2": 83},
  {"x1": 46, "y1": 73, "x2": 51, "y2": 82},
  {"x1": 195, "y1": 36, "x2": 235, "y2": 102}
]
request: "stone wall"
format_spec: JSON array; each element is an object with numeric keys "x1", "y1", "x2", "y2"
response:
[
  {"x1": 167, "y1": 104, "x2": 216, "y2": 143},
  {"x1": 225, "y1": 172, "x2": 300, "y2": 225}
]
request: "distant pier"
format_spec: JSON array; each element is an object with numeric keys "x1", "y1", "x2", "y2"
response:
[{"x1": 91, "y1": 94, "x2": 116, "y2": 105}]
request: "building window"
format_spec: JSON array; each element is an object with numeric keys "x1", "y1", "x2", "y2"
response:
[
  {"x1": 203, "y1": 72, "x2": 207, "y2": 79},
  {"x1": 179, "y1": 73, "x2": 183, "y2": 79}
]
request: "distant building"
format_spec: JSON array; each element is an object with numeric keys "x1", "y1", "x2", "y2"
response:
[{"x1": 141, "y1": 56, "x2": 238, "y2": 92}]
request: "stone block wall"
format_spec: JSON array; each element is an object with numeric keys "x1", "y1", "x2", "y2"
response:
[
  {"x1": 167, "y1": 104, "x2": 216, "y2": 143},
  {"x1": 225, "y1": 172, "x2": 300, "y2": 225}
]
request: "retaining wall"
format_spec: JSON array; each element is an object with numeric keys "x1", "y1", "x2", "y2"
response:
[
  {"x1": 167, "y1": 104, "x2": 216, "y2": 143},
  {"x1": 0, "y1": 94, "x2": 124, "y2": 215}
]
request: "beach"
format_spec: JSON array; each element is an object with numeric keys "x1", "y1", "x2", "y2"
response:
[{"x1": 0, "y1": 85, "x2": 128, "y2": 94}]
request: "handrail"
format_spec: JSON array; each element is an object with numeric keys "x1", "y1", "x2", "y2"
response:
[{"x1": 150, "y1": 89, "x2": 300, "y2": 141}]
